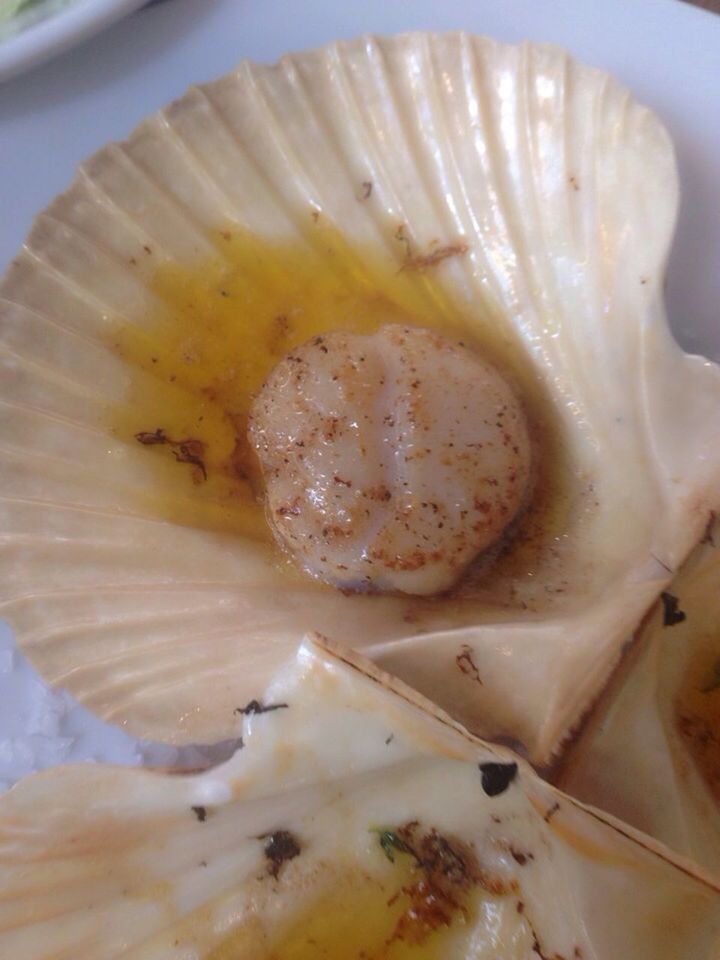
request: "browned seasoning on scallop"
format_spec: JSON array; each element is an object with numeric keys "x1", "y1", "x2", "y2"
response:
[
  {"x1": 376, "y1": 821, "x2": 512, "y2": 947},
  {"x1": 248, "y1": 325, "x2": 532, "y2": 596}
]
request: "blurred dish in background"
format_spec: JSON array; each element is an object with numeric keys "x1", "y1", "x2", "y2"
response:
[{"x1": 0, "y1": 0, "x2": 147, "y2": 82}]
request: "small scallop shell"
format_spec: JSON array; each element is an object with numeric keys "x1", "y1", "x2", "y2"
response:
[
  {"x1": 557, "y1": 518, "x2": 720, "y2": 873},
  {"x1": 1, "y1": 33, "x2": 719, "y2": 761},
  {"x1": 0, "y1": 636, "x2": 717, "y2": 959}
]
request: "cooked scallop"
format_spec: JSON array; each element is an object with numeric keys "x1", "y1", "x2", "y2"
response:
[
  {"x1": 1, "y1": 34, "x2": 719, "y2": 761},
  {"x1": 0, "y1": 637, "x2": 718, "y2": 960},
  {"x1": 250, "y1": 325, "x2": 531, "y2": 595}
]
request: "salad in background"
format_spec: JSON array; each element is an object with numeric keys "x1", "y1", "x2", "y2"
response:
[
  {"x1": 0, "y1": 0, "x2": 148, "y2": 81},
  {"x1": 0, "y1": 0, "x2": 76, "y2": 37}
]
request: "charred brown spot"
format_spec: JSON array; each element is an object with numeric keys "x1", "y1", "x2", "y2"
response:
[
  {"x1": 402, "y1": 242, "x2": 469, "y2": 272},
  {"x1": 134, "y1": 429, "x2": 207, "y2": 482},
  {"x1": 364, "y1": 484, "x2": 392, "y2": 502},
  {"x1": 321, "y1": 523, "x2": 349, "y2": 539},
  {"x1": 276, "y1": 499, "x2": 302, "y2": 518},
  {"x1": 377, "y1": 821, "x2": 509, "y2": 947},
  {"x1": 172, "y1": 440, "x2": 207, "y2": 483},
  {"x1": 509, "y1": 847, "x2": 534, "y2": 866},
  {"x1": 369, "y1": 546, "x2": 444, "y2": 572},
  {"x1": 134, "y1": 428, "x2": 169, "y2": 446},
  {"x1": 394, "y1": 224, "x2": 413, "y2": 259},
  {"x1": 456, "y1": 644, "x2": 483, "y2": 685},
  {"x1": 260, "y1": 829, "x2": 302, "y2": 878},
  {"x1": 268, "y1": 314, "x2": 292, "y2": 355}
]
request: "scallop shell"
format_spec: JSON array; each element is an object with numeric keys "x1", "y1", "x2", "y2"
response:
[
  {"x1": 0, "y1": 635, "x2": 717, "y2": 959},
  {"x1": 1, "y1": 32, "x2": 719, "y2": 762},
  {"x1": 556, "y1": 518, "x2": 720, "y2": 873}
]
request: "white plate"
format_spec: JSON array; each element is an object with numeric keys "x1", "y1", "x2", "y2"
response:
[
  {"x1": 0, "y1": 0, "x2": 718, "y2": 783},
  {"x1": 0, "y1": 0, "x2": 148, "y2": 82}
]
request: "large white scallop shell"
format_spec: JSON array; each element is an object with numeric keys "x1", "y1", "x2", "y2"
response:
[
  {"x1": 557, "y1": 519, "x2": 720, "y2": 873},
  {"x1": 1, "y1": 33, "x2": 719, "y2": 762},
  {"x1": 0, "y1": 636, "x2": 717, "y2": 959}
]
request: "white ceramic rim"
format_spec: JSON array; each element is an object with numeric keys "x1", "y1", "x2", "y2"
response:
[{"x1": 0, "y1": 0, "x2": 148, "y2": 82}]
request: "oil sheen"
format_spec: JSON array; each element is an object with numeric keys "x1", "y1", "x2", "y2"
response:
[
  {"x1": 205, "y1": 858, "x2": 493, "y2": 960},
  {"x1": 107, "y1": 221, "x2": 572, "y2": 604}
]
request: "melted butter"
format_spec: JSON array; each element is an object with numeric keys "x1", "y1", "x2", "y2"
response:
[
  {"x1": 675, "y1": 641, "x2": 720, "y2": 803},
  {"x1": 107, "y1": 220, "x2": 574, "y2": 602},
  {"x1": 206, "y1": 861, "x2": 482, "y2": 960}
]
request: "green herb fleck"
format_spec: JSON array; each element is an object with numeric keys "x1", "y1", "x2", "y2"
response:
[{"x1": 374, "y1": 828, "x2": 413, "y2": 863}]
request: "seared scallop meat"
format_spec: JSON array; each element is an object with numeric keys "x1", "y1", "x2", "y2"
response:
[{"x1": 249, "y1": 325, "x2": 531, "y2": 595}]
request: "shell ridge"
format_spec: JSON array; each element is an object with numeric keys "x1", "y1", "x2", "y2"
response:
[
  {"x1": 0, "y1": 295, "x2": 116, "y2": 356},
  {"x1": 11, "y1": 244, "x2": 144, "y2": 329},
  {"x1": 322, "y1": 39, "x2": 465, "y2": 318},
  {"x1": 97, "y1": 142, "x2": 217, "y2": 257},
  {"x1": 77, "y1": 155, "x2": 214, "y2": 270},
  {"x1": 164, "y1": 80, "x2": 295, "y2": 236},
  {"x1": 148, "y1": 108, "x2": 243, "y2": 227},
  {"x1": 29, "y1": 212, "x2": 163, "y2": 318},
  {"x1": 408, "y1": 33, "x2": 501, "y2": 307},
  {"x1": 0, "y1": 340, "x2": 115, "y2": 404}
]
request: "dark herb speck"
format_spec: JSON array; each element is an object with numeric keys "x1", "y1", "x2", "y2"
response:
[
  {"x1": 171, "y1": 441, "x2": 207, "y2": 482},
  {"x1": 375, "y1": 829, "x2": 413, "y2": 863},
  {"x1": 234, "y1": 699, "x2": 289, "y2": 716},
  {"x1": 134, "y1": 429, "x2": 207, "y2": 483},
  {"x1": 661, "y1": 592, "x2": 686, "y2": 627},
  {"x1": 262, "y1": 829, "x2": 301, "y2": 878},
  {"x1": 479, "y1": 762, "x2": 518, "y2": 797}
]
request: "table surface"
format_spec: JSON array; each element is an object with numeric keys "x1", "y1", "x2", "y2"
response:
[
  {"x1": 1, "y1": 0, "x2": 719, "y2": 362},
  {"x1": 684, "y1": 0, "x2": 719, "y2": 11}
]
